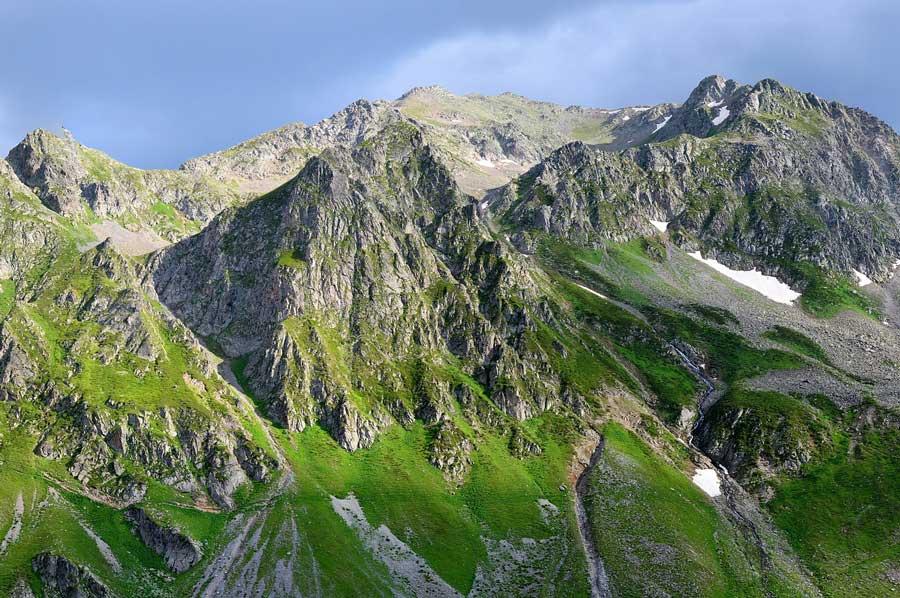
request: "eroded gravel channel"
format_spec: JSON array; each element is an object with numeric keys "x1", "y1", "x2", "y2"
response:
[{"x1": 574, "y1": 439, "x2": 613, "y2": 598}]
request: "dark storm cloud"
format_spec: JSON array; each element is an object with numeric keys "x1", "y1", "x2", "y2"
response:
[{"x1": 1, "y1": 0, "x2": 897, "y2": 168}]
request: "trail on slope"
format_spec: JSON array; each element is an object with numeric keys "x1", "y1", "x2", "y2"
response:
[{"x1": 574, "y1": 438, "x2": 613, "y2": 598}]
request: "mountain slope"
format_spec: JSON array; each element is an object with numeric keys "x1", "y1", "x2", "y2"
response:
[{"x1": 1, "y1": 75, "x2": 899, "y2": 597}]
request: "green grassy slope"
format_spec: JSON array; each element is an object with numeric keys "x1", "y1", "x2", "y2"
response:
[
  {"x1": 583, "y1": 423, "x2": 775, "y2": 597},
  {"x1": 769, "y1": 412, "x2": 900, "y2": 596}
]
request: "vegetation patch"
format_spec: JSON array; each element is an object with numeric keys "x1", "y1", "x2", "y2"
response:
[
  {"x1": 762, "y1": 325, "x2": 830, "y2": 364},
  {"x1": 649, "y1": 308, "x2": 803, "y2": 384},
  {"x1": 276, "y1": 248, "x2": 307, "y2": 270},
  {"x1": 786, "y1": 263, "x2": 880, "y2": 318},
  {"x1": 284, "y1": 421, "x2": 590, "y2": 595},
  {"x1": 0, "y1": 279, "x2": 15, "y2": 320}
]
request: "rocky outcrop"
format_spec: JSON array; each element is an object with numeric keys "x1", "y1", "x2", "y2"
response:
[
  {"x1": 182, "y1": 85, "x2": 677, "y2": 199},
  {"x1": 31, "y1": 393, "x2": 274, "y2": 508},
  {"x1": 0, "y1": 234, "x2": 275, "y2": 509},
  {"x1": 32, "y1": 552, "x2": 112, "y2": 598},
  {"x1": 181, "y1": 99, "x2": 401, "y2": 194},
  {"x1": 0, "y1": 160, "x2": 69, "y2": 281},
  {"x1": 8, "y1": 578, "x2": 35, "y2": 598},
  {"x1": 428, "y1": 420, "x2": 474, "y2": 484},
  {"x1": 494, "y1": 75, "x2": 900, "y2": 283},
  {"x1": 695, "y1": 391, "x2": 832, "y2": 497},
  {"x1": 124, "y1": 507, "x2": 202, "y2": 573}
]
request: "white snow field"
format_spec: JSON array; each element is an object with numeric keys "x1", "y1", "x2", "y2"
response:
[
  {"x1": 692, "y1": 468, "x2": 722, "y2": 498},
  {"x1": 653, "y1": 115, "x2": 672, "y2": 133},
  {"x1": 649, "y1": 219, "x2": 669, "y2": 232},
  {"x1": 712, "y1": 106, "x2": 731, "y2": 125},
  {"x1": 688, "y1": 252, "x2": 801, "y2": 305}
]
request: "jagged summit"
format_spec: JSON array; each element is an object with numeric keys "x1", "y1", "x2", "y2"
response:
[
  {"x1": 5, "y1": 127, "x2": 240, "y2": 253},
  {"x1": 683, "y1": 74, "x2": 740, "y2": 106}
]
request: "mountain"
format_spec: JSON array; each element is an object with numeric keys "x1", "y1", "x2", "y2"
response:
[
  {"x1": 0, "y1": 76, "x2": 898, "y2": 597},
  {"x1": 181, "y1": 85, "x2": 675, "y2": 198}
]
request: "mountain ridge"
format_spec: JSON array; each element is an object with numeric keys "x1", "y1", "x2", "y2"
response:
[{"x1": 0, "y1": 74, "x2": 898, "y2": 597}]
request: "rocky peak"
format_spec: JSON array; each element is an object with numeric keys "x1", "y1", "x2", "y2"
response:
[
  {"x1": 651, "y1": 75, "x2": 746, "y2": 139},
  {"x1": 397, "y1": 84, "x2": 454, "y2": 101},
  {"x1": 7, "y1": 128, "x2": 87, "y2": 214},
  {"x1": 84, "y1": 238, "x2": 133, "y2": 281},
  {"x1": 5, "y1": 129, "x2": 239, "y2": 244},
  {"x1": 150, "y1": 119, "x2": 593, "y2": 452},
  {"x1": 684, "y1": 74, "x2": 741, "y2": 109}
]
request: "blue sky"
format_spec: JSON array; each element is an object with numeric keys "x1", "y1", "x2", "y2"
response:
[{"x1": 1, "y1": 0, "x2": 897, "y2": 168}]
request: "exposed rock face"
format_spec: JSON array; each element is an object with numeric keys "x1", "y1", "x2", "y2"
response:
[
  {"x1": 124, "y1": 507, "x2": 202, "y2": 573},
  {"x1": 152, "y1": 121, "x2": 588, "y2": 450},
  {"x1": 6, "y1": 129, "x2": 240, "y2": 242},
  {"x1": 494, "y1": 76, "x2": 900, "y2": 283},
  {"x1": 428, "y1": 420, "x2": 474, "y2": 484},
  {"x1": 181, "y1": 99, "x2": 402, "y2": 194},
  {"x1": 8, "y1": 578, "x2": 35, "y2": 598},
  {"x1": 695, "y1": 393, "x2": 832, "y2": 497},
  {"x1": 32, "y1": 552, "x2": 112, "y2": 598},
  {"x1": 0, "y1": 160, "x2": 70, "y2": 281},
  {"x1": 2, "y1": 74, "x2": 900, "y2": 596},
  {"x1": 30, "y1": 390, "x2": 273, "y2": 508}
]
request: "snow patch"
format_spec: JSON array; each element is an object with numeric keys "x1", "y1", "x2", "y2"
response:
[
  {"x1": 622, "y1": 115, "x2": 630, "y2": 122},
  {"x1": 653, "y1": 115, "x2": 671, "y2": 133},
  {"x1": 576, "y1": 284, "x2": 607, "y2": 300},
  {"x1": 649, "y1": 219, "x2": 669, "y2": 232},
  {"x1": 692, "y1": 468, "x2": 721, "y2": 497},
  {"x1": 475, "y1": 156, "x2": 495, "y2": 168},
  {"x1": 712, "y1": 106, "x2": 731, "y2": 125},
  {"x1": 706, "y1": 100, "x2": 723, "y2": 108},
  {"x1": 853, "y1": 269, "x2": 873, "y2": 287},
  {"x1": 688, "y1": 252, "x2": 801, "y2": 305}
]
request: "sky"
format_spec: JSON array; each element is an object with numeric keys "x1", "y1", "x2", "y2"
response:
[{"x1": 1, "y1": 0, "x2": 898, "y2": 168}]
